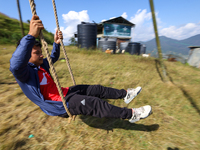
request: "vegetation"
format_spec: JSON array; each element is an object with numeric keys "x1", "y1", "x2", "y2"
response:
[
  {"x1": 0, "y1": 13, "x2": 54, "y2": 45},
  {"x1": 0, "y1": 44, "x2": 200, "y2": 150},
  {"x1": 69, "y1": 37, "x2": 77, "y2": 46}
]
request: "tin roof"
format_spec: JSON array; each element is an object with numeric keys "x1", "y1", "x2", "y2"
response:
[
  {"x1": 188, "y1": 46, "x2": 200, "y2": 50},
  {"x1": 98, "y1": 16, "x2": 135, "y2": 27}
]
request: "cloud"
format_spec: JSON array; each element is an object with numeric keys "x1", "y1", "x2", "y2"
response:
[
  {"x1": 60, "y1": 10, "x2": 90, "y2": 44},
  {"x1": 130, "y1": 9, "x2": 152, "y2": 27},
  {"x1": 129, "y1": 9, "x2": 200, "y2": 41},
  {"x1": 129, "y1": 9, "x2": 155, "y2": 42},
  {"x1": 121, "y1": 12, "x2": 127, "y2": 19},
  {"x1": 160, "y1": 22, "x2": 200, "y2": 40}
]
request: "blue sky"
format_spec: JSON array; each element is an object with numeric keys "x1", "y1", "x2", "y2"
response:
[{"x1": 1, "y1": 0, "x2": 200, "y2": 44}]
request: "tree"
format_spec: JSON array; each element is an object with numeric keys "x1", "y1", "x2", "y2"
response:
[{"x1": 69, "y1": 36, "x2": 77, "y2": 46}]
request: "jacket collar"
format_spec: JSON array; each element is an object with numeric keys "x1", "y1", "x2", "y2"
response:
[{"x1": 28, "y1": 62, "x2": 39, "y2": 69}]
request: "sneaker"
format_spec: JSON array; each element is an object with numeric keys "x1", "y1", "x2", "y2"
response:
[
  {"x1": 124, "y1": 87, "x2": 142, "y2": 104},
  {"x1": 129, "y1": 105, "x2": 152, "y2": 123}
]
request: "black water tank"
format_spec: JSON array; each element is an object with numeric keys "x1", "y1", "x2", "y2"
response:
[
  {"x1": 77, "y1": 22, "x2": 97, "y2": 49},
  {"x1": 127, "y1": 42, "x2": 141, "y2": 55},
  {"x1": 98, "y1": 38, "x2": 116, "y2": 53},
  {"x1": 120, "y1": 42, "x2": 129, "y2": 53},
  {"x1": 140, "y1": 44, "x2": 146, "y2": 54}
]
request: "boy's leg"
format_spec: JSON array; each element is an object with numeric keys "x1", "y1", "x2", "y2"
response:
[
  {"x1": 68, "y1": 84, "x2": 127, "y2": 99},
  {"x1": 67, "y1": 84, "x2": 142, "y2": 105},
  {"x1": 86, "y1": 84, "x2": 127, "y2": 99},
  {"x1": 64, "y1": 93, "x2": 152, "y2": 123},
  {"x1": 85, "y1": 85, "x2": 142, "y2": 104},
  {"x1": 66, "y1": 93, "x2": 132, "y2": 119}
]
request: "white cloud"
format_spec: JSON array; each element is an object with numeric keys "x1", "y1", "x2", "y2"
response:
[
  {"x1": 101, "y1": 19, "x2": 106, "y2": 22},
  {"x1": 121, "y1": 12, "x2": 127, "y2": 19},
  {"x1": 60, "y1": 10, "x2": 90, "y2": 44},
  {"x1": 129, "y1": 9, "x2": 154, "y2": 42},
  {"x1": 130, "y1": 9, "x2": 152, "y2": 27},
  {"x1": 110, "y1": 17, "x2": 116, "y2": 20},
  {"x1": 160, "y1": 22, "x2": 200, "y2": 40},
  {"x1": 129, "y1": 9, "x2": 200, "y2": 41}
]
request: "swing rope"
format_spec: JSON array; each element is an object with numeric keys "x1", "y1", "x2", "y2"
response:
[
  {"x1": 52, "y1": 0, "x2": 76, "y2": 86},
  {"x1": 29, "y1": 0, "x2": 74, "y2": 121}
]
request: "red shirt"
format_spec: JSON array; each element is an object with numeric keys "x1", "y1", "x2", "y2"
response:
[{"x1": 38, "y1": 66, "x2": 69, "y2": 101}]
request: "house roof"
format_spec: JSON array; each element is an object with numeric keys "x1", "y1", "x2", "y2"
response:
[
  {"x1": 98, "y1": 16, "x2": 135, "y2": 27},
  {"x1": 188, "y1": 46, "x2": 200, "y2": 50}
]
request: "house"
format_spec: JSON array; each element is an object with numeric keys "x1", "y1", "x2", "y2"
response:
[
  {"x1": 97, "y1": 16, "x2": 135, "y2": 48},
  {"x1": 74, "y1": 16, "x2": 135, "y2": 51},
  {"x1": 187, "y1": 46, "x2": 200, "y2": 68}
]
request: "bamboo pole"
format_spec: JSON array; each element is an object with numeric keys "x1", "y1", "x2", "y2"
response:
[
  {"x1": 16, "y1": 0, "x2": 25, "y2": 37},
  {"x1": 149, "y1": 0, "x2": 167, "y2": 82}
]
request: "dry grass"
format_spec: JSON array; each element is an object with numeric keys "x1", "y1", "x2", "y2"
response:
[{"x1": 0, "y1": 45, "x2": 200, "y2": 150}]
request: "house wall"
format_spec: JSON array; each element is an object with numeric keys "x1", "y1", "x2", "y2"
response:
[{"x1": 187, "y1": 48, "x2": 200, "y2": 68}]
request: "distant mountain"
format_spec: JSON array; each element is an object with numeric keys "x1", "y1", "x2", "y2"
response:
[
  {"x1": 181, "y1": 34, "x2": 200, "y2": 46},
  {"x1": 140, "y1": 34, "x2": 200, "y2": 56}
]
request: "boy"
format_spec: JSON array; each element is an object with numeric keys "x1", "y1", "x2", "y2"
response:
[{"x1": 10, "y1": 15, "x2": 152, "y2": 123}]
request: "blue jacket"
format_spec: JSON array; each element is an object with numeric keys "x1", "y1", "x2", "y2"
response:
[{"x1": 10, "y1": 34, "x2": 68, "y2": 116}]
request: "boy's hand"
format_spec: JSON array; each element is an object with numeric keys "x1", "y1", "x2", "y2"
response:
[
  {"x1": 28, "y1": 15, "x2": 44, "y2": 38},
  {"x1": 54, "y1": 29, "x2": 63, "y2": 44}
]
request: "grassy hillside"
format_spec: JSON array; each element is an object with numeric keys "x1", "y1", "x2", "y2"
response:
[
  {"x1": 0, "y1": 45, "x2": 200, "y2": 150},
  {"x1": 0, "y1": 13, "x2": 54, "y2": 45}
]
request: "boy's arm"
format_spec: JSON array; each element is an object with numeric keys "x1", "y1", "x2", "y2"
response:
[
  {"x1": 10, "y1": 35, "x2": 35, "y2": 82},
  {"x1": 50, "y1": 42, "x2": 60, "y2": 64},
  {"x1": 10, "y1": 15, "x2": 44, "y2": 82},
  {"x1": 50, "y1": 30, "x2": 63, "y2": 64}
]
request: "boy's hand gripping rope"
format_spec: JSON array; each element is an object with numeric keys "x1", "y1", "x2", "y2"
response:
[{"x1": 52, "y1": 0, "x2": 76, "y2": 86}]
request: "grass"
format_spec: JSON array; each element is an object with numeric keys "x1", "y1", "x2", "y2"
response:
[
  {"x1": 0, "y1": 13, "x2": 54, "y2": 45},
  {"x1": 0, "y1": 44, "x2": 200, "y2": 150}
]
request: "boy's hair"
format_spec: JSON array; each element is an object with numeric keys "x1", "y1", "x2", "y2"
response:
[
  {"x1": 16, "y1": 38, "x2": 42, "y2": 48},
  {"x1": 34, "y1": 40, "x2": 42, "y2": 48}
]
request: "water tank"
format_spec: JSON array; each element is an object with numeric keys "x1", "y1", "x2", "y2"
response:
[
  {"x1": 120, "y1": 42, "x2": 129, "y2": 53},
  {"x1": 98, "y1": 38, "x2": 116, "y2": 53},
  {"x1": 77, "y1": 22, "x2": 97, "y2": 49},
  {"x1": 140, "y1": 44, "x2": 146, "y2": 54},
  {"x1": 127, "y1": 42, "x2": 141, "y2": 55},
  {"x1": 107, "y1": 38, "x2": 117, "y2": 42}
]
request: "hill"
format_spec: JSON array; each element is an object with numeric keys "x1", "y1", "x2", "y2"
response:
[
  {"x1": 140, "y1": 34, "x2": 200, "y2": 56},
  {"x1": 0, "y1": 12, "x2": 54, "y2": 45},
  {"x1": 0, "y1": 45, "x2": 200, "y2": 150}
]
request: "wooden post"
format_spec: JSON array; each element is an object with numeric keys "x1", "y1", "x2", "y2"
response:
[
  {"x1": 149, "y1": 0, "x2": 167, "y2": 82},
  {"x1": 16, "y1": 0, "x2": 25, "y2": 37}
]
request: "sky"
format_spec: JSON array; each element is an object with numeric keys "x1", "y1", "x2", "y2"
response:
[{"x1": 1, "y1": 0, "x2": 200, "y2": 44}]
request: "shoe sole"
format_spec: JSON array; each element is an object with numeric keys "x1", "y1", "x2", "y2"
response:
[
  {"x1": 141, "y1": 106, "x2": 152, "y2": 119},
  {"x1": 125, "y1": 87, "x2": 142, "y2": 104},
  {"x1": 129, "y1": 106, "x2": 152, "y2": 123}
]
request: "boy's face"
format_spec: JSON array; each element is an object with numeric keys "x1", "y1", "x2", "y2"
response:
[{"x1": 29, "y1": 45, "x2": 44, "y2": 66}]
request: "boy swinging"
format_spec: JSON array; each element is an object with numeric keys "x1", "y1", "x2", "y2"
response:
[{"x1": 10, "y1": 15, "x2": 152, "y2": 123}]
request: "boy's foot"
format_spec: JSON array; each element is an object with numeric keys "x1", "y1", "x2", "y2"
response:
[
  {"x1": 129, "y1": 105, "x2": 152, "y2": 123},
  {"x1": 124, "y1": 87, "x2": 142, "y2": 104}
]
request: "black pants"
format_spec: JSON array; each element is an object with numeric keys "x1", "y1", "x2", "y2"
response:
[{"x1": 59, "y1": 85, "x2": 132, "y2": 119}]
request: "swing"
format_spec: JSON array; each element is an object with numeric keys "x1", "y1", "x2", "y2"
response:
[{"x1": 29, "y1": 0, "x2": 76, "y2": 122}]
